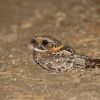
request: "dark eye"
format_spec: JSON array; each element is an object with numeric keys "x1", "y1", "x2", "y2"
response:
[
  {"x1": 42, "y1": 40, "x2": 48, "y2": 45},
  {"x1": 30, "y1": 38, "x2": 36, "y2": 44}
]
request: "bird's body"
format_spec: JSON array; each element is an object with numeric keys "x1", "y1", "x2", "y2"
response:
[{"x1": 31, "y1": 36, "x2": 100, "y2": 72}]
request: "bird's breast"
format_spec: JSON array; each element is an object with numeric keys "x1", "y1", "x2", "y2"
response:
[{"x1": 33, "y1": 50, "x2": 75, "y2": 72}]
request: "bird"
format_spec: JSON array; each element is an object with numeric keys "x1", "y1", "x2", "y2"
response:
[{"x1": 30, "y1": 36, "x2": 100, "y2": 72}]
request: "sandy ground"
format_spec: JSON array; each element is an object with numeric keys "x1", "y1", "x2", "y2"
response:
[{"x1": 0, "y1": 0, "x2": 100, "y2": 100}]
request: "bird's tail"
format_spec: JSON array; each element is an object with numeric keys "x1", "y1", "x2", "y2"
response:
[{"x1": 85, "y1": 58, "x2": 100, "y2": 68}]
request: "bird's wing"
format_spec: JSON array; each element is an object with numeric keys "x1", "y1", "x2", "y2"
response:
[{"x1": 60, "y1": 45, "x2": 75, "y2": 54}]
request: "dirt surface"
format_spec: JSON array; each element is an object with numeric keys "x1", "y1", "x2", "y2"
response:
[{"x1": 0, "y1": 0, "x2": 100, "y2": 100}]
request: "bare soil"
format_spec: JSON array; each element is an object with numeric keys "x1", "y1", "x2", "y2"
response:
[{"x1": 0, "y1": 0, "x2": 100, "y2": 100}]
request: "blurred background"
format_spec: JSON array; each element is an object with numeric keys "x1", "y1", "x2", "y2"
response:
[{"x1": 0, "y1": 0, "x2": 100, "y2": 100}]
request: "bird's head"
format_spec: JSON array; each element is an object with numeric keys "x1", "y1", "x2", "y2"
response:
[{"x1": 30, "y1": 36, "x2": 64, "y2": 53}]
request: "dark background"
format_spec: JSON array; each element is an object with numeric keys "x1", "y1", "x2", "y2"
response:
[{"x1": 0, "y1": 0, "x2": 100, "y2": 100}]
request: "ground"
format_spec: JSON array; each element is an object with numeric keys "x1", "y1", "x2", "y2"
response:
[{"x1": 0, "y1": 0, "x2": 100, "y2": 100}]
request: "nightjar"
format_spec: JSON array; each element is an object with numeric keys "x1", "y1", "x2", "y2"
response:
[{"x1": 30, "y1": 36, "x2": 100, "y2": 72}]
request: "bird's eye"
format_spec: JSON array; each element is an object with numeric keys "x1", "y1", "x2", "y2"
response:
[
  {"x1": 30, "y1": 38, "x2": 36, "y2": 44},
  {"x1": 42, "y1": 40, "x2": 48, "y2": 45}
]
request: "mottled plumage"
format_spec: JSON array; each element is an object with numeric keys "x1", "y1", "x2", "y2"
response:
[{"x1": 30, "y1": 36, "x2": 100, "y2": 72}]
